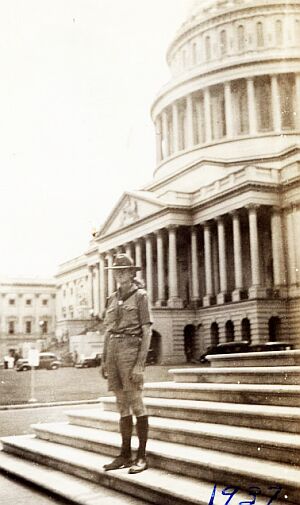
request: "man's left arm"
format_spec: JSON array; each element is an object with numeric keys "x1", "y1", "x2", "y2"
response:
[{"x1": 131, "y1": 323, "x2": 152, "y2": 383}]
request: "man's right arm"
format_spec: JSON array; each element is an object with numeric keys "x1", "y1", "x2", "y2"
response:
[{"x1": 101, "y1": 330, "x2": 109, "y2": 378}]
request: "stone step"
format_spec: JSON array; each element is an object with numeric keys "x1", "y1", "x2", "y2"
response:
[
  {"x1": 100, "y1": 396, "x2": 300, "y2": 432},
  {"x1": 1, "y1": 435, "x2": 294, "y2": 505},
  {"x1": 66, "y1": 408, "x2": 300, "y2": 466},
  {"x1": 3, "y1": 428, "x2": 300, "y2": 504},
  {"x1": 168, "y1": 366, "x2": 300, "y2": 384},
  {"x1": 207, "y1": 350, "x2": 300, "y2": 368},
  {"x1": 0, "y1": 450, "x2": 148, "y2": 505},
  {"x1": 143, "y1": 381, "x2": 300, "y2": 406}
]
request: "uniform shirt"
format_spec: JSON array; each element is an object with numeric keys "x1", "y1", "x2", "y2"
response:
[{"x1": 104, "y1": 286, "x2": 152, "y2": 336}]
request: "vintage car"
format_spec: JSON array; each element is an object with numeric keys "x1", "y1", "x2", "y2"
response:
[
  {"x1": 15, "y1": 352, "x2": 62, "y2": 371},
  {"x1": 75, "y1": 353, "x2": 102, "y2": 368}
]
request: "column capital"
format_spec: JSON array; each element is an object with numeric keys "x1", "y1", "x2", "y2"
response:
[
  {"x1": 229, "y1": 208, "x2": 241, "y2": 218},
  {"x1": 166, "y1": 224, "x2": 178, "y2": 231},
  {"x1": 154, "y1": 228, "x2": 164, "y2": 236},
  {"x1": 246, "y1": 203, "x2": 260, "y2": 212}
]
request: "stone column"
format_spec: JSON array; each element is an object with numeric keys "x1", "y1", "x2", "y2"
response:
[
  {"x1": 212, "y1": 230, "x2": 220, "y2": 295},
  {"x1": 232, "y1": 211, "x2": 243, "y2": 301},
  {"x1": 248, "y1": 206, "x2": 265, "y2": 298},
  {"x1": 107, "y1": 252, "x2": 114, "y2": 296},
  {"x1": 203, "y1": 222, "x2": 213, "y2": 306},
  {"x1": 87, "y1": 266, "x2": 94, "y2": 311},
  {"x1": 155, "y1": 116, "x2": 162, "y2": 164},
  {"x1": 224, "y1": 81, "x2": 234, "y2": 138},
  {"x1": 295, "y1": 73, "x2": 300, "y2": 130},
  {"x1": 125, "y1": 243, "x2": 133, "y2": 260},
  {"x1": 161, "y1": 109, "x2": 169, "y2": 158},
  {"x1": 172, "y1": 101, "x2": 179, "y2": 153},
  {"x1": 186, "y1": 94, "x2": 194, "y2": 148},
  {"x1": 246, "y1": 77, "x2": 257, "y2": 134},
  {"x1": 271, "y1": 207, "x2": 286, "y2": 290},
  {"x1": 167, "y1": 226, "x2": 182, "y2": 307},
  {"x1": 271, "y1": 75, "x2": 281, "y2": 132},
  {"x1": 204, "y1": 88, "x2": 212, "y2": 143},
  {"x1": 287, "y1": 206, "x2": 298, "y2": 287},
  {"x1": 135, "y1": 239, "x2": 143, "y2": 281},
  {"x1": 190, "y1": 226, "x2": 200, "y2": 303},
  {"x1": 156, "y1": 229, "x2": 165, "y2": 306},
  {"x1": 145, "y1": 234, "x2": 154, "y2": 305},
  {"x1": 99, "y1": 254, "x2": 106, "y2": 317},
  {"x1": 217, "y1": 216, "x2": 228, "y2": 304},
  {"x1": 94, "y1": 262, "x2": 100, "y2": 316}
]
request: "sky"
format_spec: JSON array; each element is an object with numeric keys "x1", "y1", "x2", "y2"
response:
[{"x1": 0, "y1": 0, "x2": 192, "y2": 278}]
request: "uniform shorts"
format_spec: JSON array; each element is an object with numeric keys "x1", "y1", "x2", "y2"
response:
[{"x1": 106, "y1": 335, "x2": 143, "y2": 392}]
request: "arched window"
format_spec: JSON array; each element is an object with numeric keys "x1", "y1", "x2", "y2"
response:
[
  {"x1": 275, "y1": 20, "x2": 283, "y2": 45},
  {"x1": 237, "y1": 25, "x2": 245, "y2": 51},
  {"x1": 192, "y1": 42, "x2": 197, "y2": 64},
  {"x1": 184, "y1": 325, "x2": 196, "y2": 362},
  {"x1": 225, "y1": 320, "x2": 235, "y2": 342},
  {"x1": 295, "y1": 19, "x2": 300, "y2": 45},
  {"x1": 256, "y1": 22, "x2": 264, "y2": 47},
  {"x1": 205, "y1": 36, "x2": 211, "y2": 61},
  {"x1": 268, "y1": 317, "x2": 281, "y2": 342},
  {"x1": 210, "y1": 322, "x2": 219, "y2": 346},
  {"x1": 241, "y1": 318, "x2": 251, "y2": 342},
  {"x1": 220, "y1": 30, "x2": 227, "y2": 56}
]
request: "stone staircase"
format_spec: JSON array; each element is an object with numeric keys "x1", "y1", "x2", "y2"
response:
[{"x1": 0, "y1": 351, "x2": 300, "y2": 505}]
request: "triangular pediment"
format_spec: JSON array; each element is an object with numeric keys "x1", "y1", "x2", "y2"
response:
[{"x1": 99, "y1": 191, "x2": 166, "y2": 236}]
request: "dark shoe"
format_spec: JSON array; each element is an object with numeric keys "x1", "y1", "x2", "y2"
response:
[
  {"x1": 103, "y1": 455, "x2": 132, "y2": 471},
  {"x1": 128, "y1": 458, "x2": 148, "y2": 474}
]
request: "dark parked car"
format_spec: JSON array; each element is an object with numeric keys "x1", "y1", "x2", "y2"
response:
[
  {"x1": 249, "y1": 341, "x2": 294, "y2": 352},
  {"x1": 199, "y1": 340, "x2": 294, "y2": 363},
  {"x1": 199, "y1": 341, "x2": 250, "y2": 363},
  {"x1": 75, "y1": 353, "x2": 102, "y2": 368},
  {"x1": 16, "y1": 352, "x2": 62, "y2": 371}
]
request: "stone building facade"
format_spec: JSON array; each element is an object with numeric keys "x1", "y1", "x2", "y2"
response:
[
  {"x1": 0, "y1": 278, "x2": 56, "y2": 358},
  {"x1": 56, "y1": 0, "x2": 300, "y2": 364}
]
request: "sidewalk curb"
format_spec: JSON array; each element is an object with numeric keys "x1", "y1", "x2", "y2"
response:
[{"x1": 0, "y1": 399, "x2": 102, "y2": 411}]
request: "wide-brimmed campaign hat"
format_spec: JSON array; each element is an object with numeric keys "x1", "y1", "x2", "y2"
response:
[{"x1": 105, "y1": 253, "x2": 141, "y2": 271}]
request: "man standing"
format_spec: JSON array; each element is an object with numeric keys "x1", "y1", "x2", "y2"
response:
[{"x1": 101, "y1": 253, "x2": 152, "y2": 474}]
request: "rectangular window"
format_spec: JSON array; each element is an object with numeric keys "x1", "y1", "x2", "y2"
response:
[
  {"x1": 42, "y1": 299, "x2": 48, "y2": 306},
  {"x1": 25, "y1": 321, "x2": 31, "y2": 334},
  {"x1": 279, "y1": 74, "x2": 295, "y2": 129},
  {"x1": 26, "y1": 299, "x2": 32, "y2": 305},
  {"x1": 210, "y1": 85, "x2": 226, "y2": 140},
  {"x1": 255, "y1": 77, "x2": 272, "y2": 131},
  {"x1": 42, "y1": 321, "x2": 48, "y2": 334},
  {"x1": 9, "y1": 299, "x2": 15, "y2": 305},
  {"x1": 8, "y1": 321, "x2": 14, "y2": 334},
  {"x1": 232, "y1": 80, "x2": 249, "y2": 135}
]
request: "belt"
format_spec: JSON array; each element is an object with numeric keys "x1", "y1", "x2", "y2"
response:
[{"x1": 110, "y1": 332, "x2": 141, "y2": 339}]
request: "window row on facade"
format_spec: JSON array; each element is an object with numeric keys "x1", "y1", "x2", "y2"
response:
[
  {"x1": 3, "y1": 297, "x2": 50, "y2": 306},
  {"x1": 155, "y1": 73, "x2": 299, "y2": 162},
  {"x1": 171, "y1": 17, "x2": 300, "y2": 74},
  {"x1": 2, "y1": 319, "x2": 49, "y2": 336}
]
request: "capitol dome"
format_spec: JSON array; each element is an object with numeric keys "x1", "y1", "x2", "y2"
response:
[{"x1": 151, "y1": 0, "x2": 300, "y2": 183}]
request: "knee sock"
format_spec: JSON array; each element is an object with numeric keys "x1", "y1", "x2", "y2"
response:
[
  {"x1": 136, "y1": 415, "x2": 148, "y2": 459},
  {"x1": 120, "y1": 415, "x2": 133, "y2": 458}
]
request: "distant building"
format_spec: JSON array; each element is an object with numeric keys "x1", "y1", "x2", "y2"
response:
[
  {"x1": 56, "y1": 0, "x2": 300, "y2": 364},
  {"x1": 0, "y1": 278, "x2": 56, "y2": 358},
  {"x1": 55, "y1": 254, "x2": 101, "y2": 342}
]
